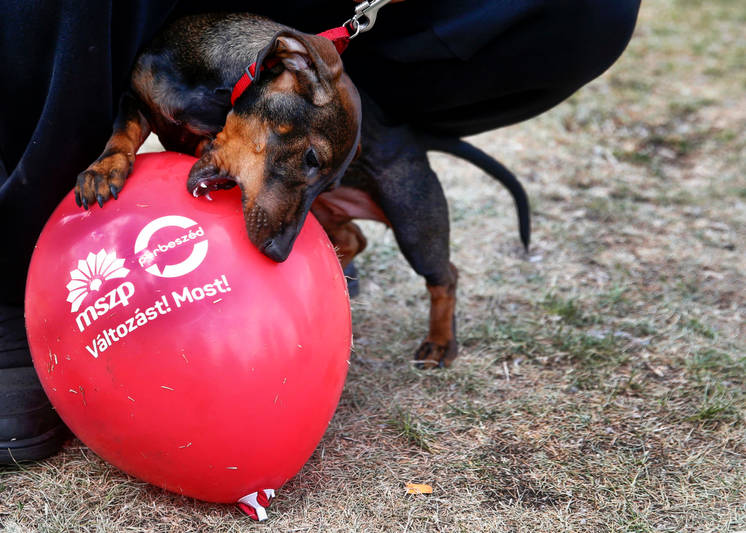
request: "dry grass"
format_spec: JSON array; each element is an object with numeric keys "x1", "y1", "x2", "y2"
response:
[{"x1": 2, "y1": 1, "x2": 745, "y2": 531}]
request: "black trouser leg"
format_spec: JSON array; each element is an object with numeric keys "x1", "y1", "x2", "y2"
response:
[
  {"x1": 0, "y1": 0, "x2": 176, "y2": 303},
  {"x1": 0, "y1": 0, "x2": 175, "y2": 463}
]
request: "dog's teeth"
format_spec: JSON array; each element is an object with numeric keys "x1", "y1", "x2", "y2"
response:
[
  {"x1": 192, "y1": 188, "x2": 200, "y2": 198},
  {"x1": 200, "y1": 182, "x2": 208, "y2": 188},
  {"x1": 205, "y1": 192, "x2": 213, "y2": 201}
]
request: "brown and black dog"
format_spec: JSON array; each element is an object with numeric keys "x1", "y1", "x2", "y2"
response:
[{"x1": 75, "y1": 13, "x2": 530, "y2": 368}]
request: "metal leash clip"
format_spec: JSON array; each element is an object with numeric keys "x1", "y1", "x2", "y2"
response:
[{"x1": 344, "y1": 0, "x2": 393, "y2": 39}]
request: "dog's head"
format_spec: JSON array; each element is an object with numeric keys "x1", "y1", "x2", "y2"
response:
[{"x1": 187, "y1": 29, "x2": 361, "y2": 262}]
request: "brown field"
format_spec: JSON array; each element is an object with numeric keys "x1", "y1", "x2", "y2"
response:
[{"x1": 2, "y1": 0, "x2": 744, "y2": 531}]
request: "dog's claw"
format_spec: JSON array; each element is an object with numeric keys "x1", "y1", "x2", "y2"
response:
[
  {"x1": 75, "y1": 149, "x2": 132, "y2": 212},
  {"x1": 414, "y1": 340, "x2": 457, "y2": 369},
  {"x1": 74, "y1": 193, "x2": 82, "y2": 208}
]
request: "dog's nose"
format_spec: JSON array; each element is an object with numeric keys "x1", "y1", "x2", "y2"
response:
[
  {"x1": 260, "y1": 238, "x2": 291, "y2": 263},
  {"x1": 254, "y1": 215, "x2": 307, "y2": 263}
]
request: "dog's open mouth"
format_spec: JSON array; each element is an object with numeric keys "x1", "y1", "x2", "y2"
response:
[{"x1": 190, "y1": 173, "x2": 237, "y2": 201}]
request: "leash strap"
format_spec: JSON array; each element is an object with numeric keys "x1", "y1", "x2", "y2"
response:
[
  {"x1": 317, "y1": 26, "x2": 353, "y2": 54},
  {"x1": 230, "y1": 26, "x2": 351, "y2": 106},
  {"x1": 230, "y1": 0, "x2": 392, "y2": 106}
]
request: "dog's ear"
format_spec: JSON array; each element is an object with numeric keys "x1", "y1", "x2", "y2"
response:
[{"x1": 255, "y1": 30, "x2": 343, "y2": 106}]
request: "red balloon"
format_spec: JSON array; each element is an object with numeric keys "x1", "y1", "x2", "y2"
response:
[{"x1": 25, "y1": 152, "x2": 351, "y2": 515}]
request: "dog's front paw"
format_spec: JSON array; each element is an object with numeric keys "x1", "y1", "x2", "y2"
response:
[
  {"x1": 414, "y1": 339, "x2": 458, "y2": 369},
  {"x1": 75, "y1": 152, "x2": 132, "y2": 209}
]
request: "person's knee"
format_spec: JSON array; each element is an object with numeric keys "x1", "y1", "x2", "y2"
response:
[{"x1": 568, "y1": 0, "x2": 641, "y2": 82}]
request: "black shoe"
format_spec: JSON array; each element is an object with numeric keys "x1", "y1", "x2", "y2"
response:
[
  {"x1": 343, "y1": 262, "x2": 360, "y2": 298},
  {"x1": 1, "y1": 305, "x2": 69, "y2": 464}
]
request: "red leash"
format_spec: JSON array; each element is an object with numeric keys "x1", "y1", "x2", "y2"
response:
[{"x1": 230, "y1": 0, "x2": 391, "y2": 106}]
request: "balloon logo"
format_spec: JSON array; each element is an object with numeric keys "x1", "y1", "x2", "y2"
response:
[{"x1": 134, "y1": 215, "x2": 208, "y2": 278}]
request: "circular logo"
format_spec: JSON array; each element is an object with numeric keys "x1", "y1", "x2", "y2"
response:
[{"x1": 134, "y1": 215, "x2": 208, "y2": 278}]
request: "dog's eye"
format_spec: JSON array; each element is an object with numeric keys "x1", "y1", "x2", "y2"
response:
[{"x1": 304, "y1": 148, "x2": 320, "y2": 169}]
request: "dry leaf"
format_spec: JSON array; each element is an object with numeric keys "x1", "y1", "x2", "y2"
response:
[{"x1": 405, "y1": 483, "x2": 433, "y2": 495}]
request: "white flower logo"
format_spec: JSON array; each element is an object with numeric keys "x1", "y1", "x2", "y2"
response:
[{"x1": 66, "y1": 249, "x2": 130, "y2": 312}]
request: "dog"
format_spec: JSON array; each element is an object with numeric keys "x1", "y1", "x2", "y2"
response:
[{"x1": 75, "y1": 12, "x2": 530, "y2": 368}]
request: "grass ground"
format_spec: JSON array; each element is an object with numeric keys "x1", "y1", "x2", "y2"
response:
[{"x1": 2, "y1": 1, "x2": 744, "y2": 531}]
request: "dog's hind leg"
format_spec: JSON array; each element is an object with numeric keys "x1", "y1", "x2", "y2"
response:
[
  {"x1": 350, "y1": 135, "x2": 459, "y2": 368},
  {"x1": 75, "y1": 90, "x2": 151, "y2": 209},
  {"x1": 384, "y1": 166, "x2": 459, "y2": 369}
]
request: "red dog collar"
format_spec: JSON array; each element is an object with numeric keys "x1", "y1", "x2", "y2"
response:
[{"x1": 230, "y1": 26, "x2": 352, "y2": 106}]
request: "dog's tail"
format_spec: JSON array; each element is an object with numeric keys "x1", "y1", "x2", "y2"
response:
[{"x1": 420, "y1": 135, "x2": 531, "y2": 251}]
